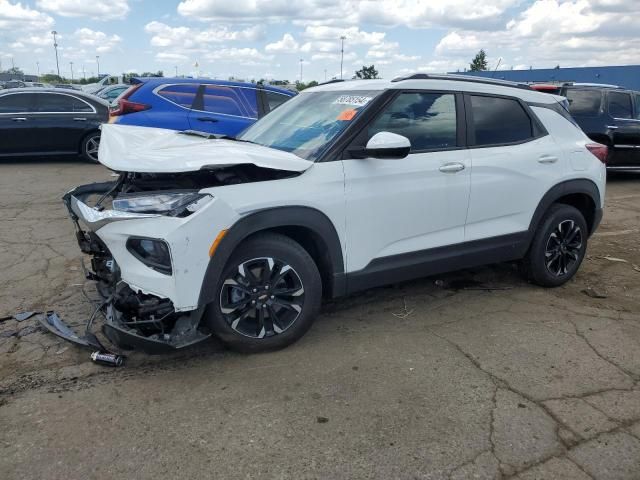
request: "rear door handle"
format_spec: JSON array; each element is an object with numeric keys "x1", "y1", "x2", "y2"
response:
[
  {"x1": 73, "y1": 117, "x2": 87, "y2": 121},
  {"x1": 439, "y1": 162, "x2": 465, "y2": 173},
  {"x1": 538, "y1": 155, "x2": 558, "y2": 164},
  {"x1": 197, "y1": 117, "x2": 218, "y2": 123},
  {"x1": 11, "y1": 117, "x2": 27, "y2": 122},
  {"x1": 606, "y1": 125, "x2": 619, "y2": 130}
]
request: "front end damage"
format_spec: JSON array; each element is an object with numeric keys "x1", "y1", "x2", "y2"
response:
[
  {"x1": 45, "y1": 124, "x2": 311, "y2": 354},
  {"x1": 56, "y1": 166, "x2": 298, "y2": 353}
]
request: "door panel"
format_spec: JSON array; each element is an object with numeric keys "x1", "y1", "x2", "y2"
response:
[
  {"x1": 464, "y1": 94, "x2": 566, "y2": 241},
  {"x1": 465, "y1": 136, "x2": 565, "y2": 240},
  {"x1": 343, "y1": 91, "x2": 470, "y2": 272},
  {"x1": 31, "y1": 93, "x2": 95, "y2": 153},
  {"x1": 0, "y1": 93, "x2": 37, "y2": 155},
  {"x1": 606, "y1": 92, "x2": 640, "y2": 167}
]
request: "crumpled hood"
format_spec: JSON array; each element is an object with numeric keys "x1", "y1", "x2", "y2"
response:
[{"x1": 98, "y1": 124, "x2": 313, "y2": 173}]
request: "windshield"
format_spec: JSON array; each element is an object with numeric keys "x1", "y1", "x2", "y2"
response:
[{"x1": 238, "y1": 90, "x2": 381, "y2": 161}]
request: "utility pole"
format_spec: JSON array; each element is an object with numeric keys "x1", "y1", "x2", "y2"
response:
[
  {"x1": 82, "y1": 64, "x2": 86, "y2": 80},
  {"x1": 51, "y1": 31, "x2": 60, "y2": 77},
  {"x1": 70, "y1": 61, "x2": 74, "y2": 82},
  {"x1": 299, "y1": 58, "x2": 304, "y2": 83},
  {"x1": 36, "y1": 61, "x2": 40, "y2": 78},
  {"x1": 96, "y1": 55, "x2": 100, "y2": 77},
  {"x1": 175, "y1": 65, "x2": 178, "y2": 77},
  {"x1": 340, "y1": 35, "x2": 346, "y2": 80}
]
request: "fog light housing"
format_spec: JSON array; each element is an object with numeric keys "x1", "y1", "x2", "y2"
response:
[{"x1": 126, "y1": 237, "x2": 172, "y2": 275}]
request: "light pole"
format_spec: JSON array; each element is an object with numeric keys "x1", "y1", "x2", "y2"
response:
[
  {"x1": 70, "y1": 61, "x2": 74, "y2": 82},
  {"x1": 96, "y1": 55, "x2": 100, "y2": 77},
  {"x1": 82, "y1": 64, "x2": 86, "y2": 80},
  {"x1": 36, "y1": 62, "x2": 40, "y2": 78},
  {"x1": 51, "y1": 31, "x2": 60, "y2": 77},
  {"x1": 175, "y1": 65, "x2": 178, "y2": 77},
  {"x1": 324, "y1": 69, "x2": 327, "y2": 81},
  {"x1": 299, "y1": 58, "x2": 303, "y2": 83},
  {"x1": 340, "y1": 35, "x2": 346, "y2": 80}
]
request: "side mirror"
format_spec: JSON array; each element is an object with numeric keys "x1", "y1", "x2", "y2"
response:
[{"x1": 363, "y1": 131, "x2": 411, "y2": 159}]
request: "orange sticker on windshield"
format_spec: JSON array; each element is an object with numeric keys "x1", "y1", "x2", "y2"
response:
[{"x1": 337, "y1": 109, "x2": 357, "y2": 121}]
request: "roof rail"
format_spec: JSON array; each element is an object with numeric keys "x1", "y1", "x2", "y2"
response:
[
  {"x1": 391, "y1": 73, "x2": 532, "y2": 90},
  {"x1": 318, "y1": 79, "x2": 345, "y2": 86},
  {"x1": 571, "y1": 82, "x2": 622, "y2": 89}
]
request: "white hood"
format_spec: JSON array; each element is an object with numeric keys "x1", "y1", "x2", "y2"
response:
[{"x1": 98, "y1": 124, "x2": 313, "y2": 173}]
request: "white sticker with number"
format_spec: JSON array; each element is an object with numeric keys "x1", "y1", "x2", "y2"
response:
[{"x1": 332, "y1": 95, "x2": 372, "y2": 107}]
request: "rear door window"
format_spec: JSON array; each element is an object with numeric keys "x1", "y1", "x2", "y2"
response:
[
  {"x1": 201, "y1": 85, "x2": 257, "y2": 118},
  {"x1": 0, "y1": 93, "x2": 36, "y2": 113},
  {"x1": 265, "y1": 91, "x2": 291, "y2": 112},
  {"x1": 565, "y1": 89, "x2": 602, "y2": 116},
  {"x1": 608, "y1": 91, "x2": 633, "y2": 119},
  {"x1": 470, "y1": 95, "x2": 533, "y2": 146},
  {"x1": 157, "y1": 84, "x2": 198, "y2": 108}
]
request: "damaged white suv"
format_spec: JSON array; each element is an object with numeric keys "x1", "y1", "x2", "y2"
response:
[{"x1": 60, "y1": 74, "x2": 606, "y2": 353}]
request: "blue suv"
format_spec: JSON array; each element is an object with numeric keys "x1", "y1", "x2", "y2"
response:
[{"x1": 109, "y1": 78, "x2": 296, "y2": 137}]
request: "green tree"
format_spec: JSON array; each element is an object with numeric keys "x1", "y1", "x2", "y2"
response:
[
  {"x1": 295, "y1": 80, "x2": 318, "y2": 91},
  {"x1": 469, "y1": 49, "x2": 488, "y2": 72},
  {"x1": 40, "y1": 74, "x2": 63, "y2": 83},
  {"x1": 5, "y1": 67, "x2": 24, "y2": 75},
  {"x1": 355, "y1": 65, "x2": 379, "y2": 79}
]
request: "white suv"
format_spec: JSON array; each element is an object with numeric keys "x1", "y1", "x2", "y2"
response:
[{"x1": 60, "y1": 74, "x2": 606, "y2": 353}]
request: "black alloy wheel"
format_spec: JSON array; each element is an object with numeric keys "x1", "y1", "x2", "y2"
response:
[
  {"x1": 219, "y1": 257, "x2": 305, "y2": 339},
  {"x1": 205, "y1": 233, "x2": 322, "y2": 352}
]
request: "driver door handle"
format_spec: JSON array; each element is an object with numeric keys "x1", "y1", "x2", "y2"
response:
[
  {"x1": 11, "y1": 117, "x2": 27, "y2": 122},
  {"x1": 439, "y1": 162, "x2": 465, "y2": 173},
  {"x1": 197, "y1": 117, "x2": 218, "y2": 123}
]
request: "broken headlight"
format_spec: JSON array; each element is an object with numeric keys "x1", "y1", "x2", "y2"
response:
[{"x1": 112, "y1": 192, "x2": 211, "y2": 216}]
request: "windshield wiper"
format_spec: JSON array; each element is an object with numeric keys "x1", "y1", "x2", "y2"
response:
[{"x1": 179, "y1": 130, "x2": 256, "y2": 144}]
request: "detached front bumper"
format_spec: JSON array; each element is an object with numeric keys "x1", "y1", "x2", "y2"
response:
[{"x1": 58, "y1": 182, "x2": 237, "y2": 352}]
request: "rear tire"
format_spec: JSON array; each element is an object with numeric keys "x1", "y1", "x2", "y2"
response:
[
  {"x1": 524, "y1": 204, "x2": 588, "y2": 287},
  {"x1": 81, "y1": 132, "x2": 101, "y2": 163},
  {"x1": 204, "y1": 233, "x2": 322, "y2": 353}
]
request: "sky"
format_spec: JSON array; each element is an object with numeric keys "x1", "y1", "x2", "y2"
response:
[{"x1": 1, "y1": 0, "x2": 639, "y2": 82}]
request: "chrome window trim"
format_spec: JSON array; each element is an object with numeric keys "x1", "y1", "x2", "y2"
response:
[{"x1": 0, "y1": 91, "x2": 97, "y2": 115}]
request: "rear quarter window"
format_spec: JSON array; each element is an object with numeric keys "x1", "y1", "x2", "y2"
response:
[
  {"x1": 265, "y1": 91, "x2": 291, "y2": 112},
  {"x1": 157, "y1": 84, "x2": 198, "y2": 108},
  {"x1": 565, "y1": 89, "x2": 602, "y2": 116}
]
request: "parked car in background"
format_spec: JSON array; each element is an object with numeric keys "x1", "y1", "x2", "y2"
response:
[
  {"x1": 59, "y1": 74, "x2": 606, "y2": 353},
  {"x1": 2, "y1": 80, "x2": 26, "y2": 89},
  {"x1": 109, "y1": 78, "x2": 296, "y2": 137},
  {"x1": 82, "y1": 75, "x2": 127, "y2": 94},
  {"x1": 95, "y1": 84, "x2": 130, "y2": 103},
  {"x1": 532, "y1": 83, "x2": 640, "y2": 170},
  {"x1": 24, "y1": 82, "x2": 45, "y2": 88},
  {"x1": 0, "y1": 88, "x2": 108, "y2": 162}
]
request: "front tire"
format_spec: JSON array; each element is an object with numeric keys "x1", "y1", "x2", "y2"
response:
[
  {"x1": 205, "y1": 233, "x2": 322, "y2": 353},
  {"x1": 525, "y1": 204, "x2": 588, "y2": 287},
  {"x1": 81, "y1": 132, "x2": 101, "y2": 163}
]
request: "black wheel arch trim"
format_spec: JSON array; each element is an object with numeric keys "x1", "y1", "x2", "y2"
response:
[
  {"x1": 198, "y1": 206, "x2": 345, "y2": 307},
  {"x1": 527, "y1": 179, "x2": 602, "y2": 240}
]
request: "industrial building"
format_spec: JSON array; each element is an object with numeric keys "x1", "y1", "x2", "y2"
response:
[{"x1": 454, "y1": 64, "x2": 640, "y2": 90}]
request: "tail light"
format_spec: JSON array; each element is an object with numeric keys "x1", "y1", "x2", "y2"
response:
[
  {"x1": 586, "y1": 143, "x2": 608, "y2": 164},
  {"x1": 109, "y1": 83, "x2": 150, "y2": 116}
]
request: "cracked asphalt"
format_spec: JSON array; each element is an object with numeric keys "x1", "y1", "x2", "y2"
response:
[{"x1": 1, "y1": 159, "x2": 639, "y2": 480}]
